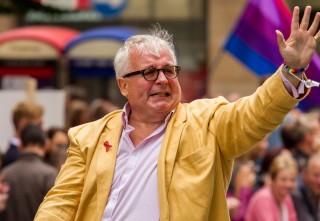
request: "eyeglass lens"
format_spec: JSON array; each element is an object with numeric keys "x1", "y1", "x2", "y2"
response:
[{"x1": 143, "y1": 66, "x2": 178, "y2": 80}]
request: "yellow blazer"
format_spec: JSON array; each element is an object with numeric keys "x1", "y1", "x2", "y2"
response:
[{"x1": 35, "y1": 70, "x2": 304, "y2": 221}]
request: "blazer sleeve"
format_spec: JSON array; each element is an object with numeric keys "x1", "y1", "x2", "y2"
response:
[
  {"x1": 210, "y1": 68, "x2": 306, "y2": 159},
  {"x1": 34, "y1": 127, "x2": 86, "y2": 221}
]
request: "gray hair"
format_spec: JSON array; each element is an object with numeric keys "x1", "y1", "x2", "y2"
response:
[{"x1": 113, "y1": 25, "x2": 177, "y2": 78}]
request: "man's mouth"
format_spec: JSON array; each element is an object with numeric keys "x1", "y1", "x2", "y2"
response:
[{"x1": 150, "y1": 92, "x2": 170, "y2": 97}]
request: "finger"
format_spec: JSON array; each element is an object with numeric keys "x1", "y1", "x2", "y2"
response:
[
  {"x1": 276, "y1": 30, "x2": 285, "y2": 49},
  {"x1": 291, "y1": 6, "x2": 300, "y2": 32},
  {"x1": 300, "y1": 6, "x2": 312, "y2": 30},
  {"x1": 308, "y1": 12, "x2": 320, "y2": 35}
]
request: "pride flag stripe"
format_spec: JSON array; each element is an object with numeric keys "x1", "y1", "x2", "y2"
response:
[{"x1": 224, "y1": 0, "x2": 320, "y2": 111}]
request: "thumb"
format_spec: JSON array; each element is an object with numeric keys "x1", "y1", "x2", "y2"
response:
[{"x1": 276, "y1": 30, "x2": 286, "y2": 50}]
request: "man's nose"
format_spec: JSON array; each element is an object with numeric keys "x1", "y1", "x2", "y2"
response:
[{"x1": 156, "y1": 70, "x2": 168, "y2": 82}]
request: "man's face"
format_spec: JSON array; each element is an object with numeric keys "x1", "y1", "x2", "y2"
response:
[
  {"x1": 303, "y1": 160, "x2": 320, "y2": 196},
  {"x1": 311, "y1": 122, "x2": 320, "y2": 152},
  {"x1": 117, "y1": 48, "x2": 181, "y2": 121}
]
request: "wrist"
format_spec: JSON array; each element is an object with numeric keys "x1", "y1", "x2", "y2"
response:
[
  {"x1": 281, "y1": 65, "x2": 302, "y2": 88},
  {"x1": 283, "y1": 62, "x2": 308, "y2": 74}
]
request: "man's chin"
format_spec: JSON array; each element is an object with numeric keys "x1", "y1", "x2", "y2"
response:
[{"x1": 150, "y1": 103, "x2": 173, "y2": 113}]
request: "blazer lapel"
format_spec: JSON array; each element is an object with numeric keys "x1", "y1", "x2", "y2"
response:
[
  {"x1": 158, "y1": 104, "x2": 186, "y2": 220},
  {"x1": 96, "y1": 114, "x2": 123, "y2": 218}
]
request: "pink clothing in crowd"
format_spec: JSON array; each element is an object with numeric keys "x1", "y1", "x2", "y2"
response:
[{"x1": 245, "y1": 187, "x2": 297, "y2": 221}]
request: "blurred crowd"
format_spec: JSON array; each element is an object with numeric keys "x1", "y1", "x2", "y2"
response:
[
  {"x1": 227, "y1": 103, "x2": 320, "y2": 221},
  {"x1": 0, "y1": 87, "x2": 319, "y2": 221},
  {"x1": 0, "y1": 86, "x2": 119, "y2": 221}
]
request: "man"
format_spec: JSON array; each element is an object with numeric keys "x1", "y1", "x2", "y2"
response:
[
  {"x1": 0, "y1": 124, "x2": 57, "y2": 221},
  {"x1": 281, "y1": 112, "x2": 320, "y2": 171},
  {"x1": 292, "y1": 153, "x2": 320, "y2": 221},
  {"x1": 2, "y1": 101, "x2": 44, "y2": 167},
  {"x1": 35, "y1": 6, "x2": 320, "y2": 221},
  {"x1": 45, "y1": 126, "x2": 69, "y2": 170}
]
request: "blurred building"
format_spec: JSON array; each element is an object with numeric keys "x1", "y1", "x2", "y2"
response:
[
  {"x1": 0, "y1": 0, "x2": 207, "y2": 107},
  {"x1": 0, "y1": 0, "x2": 319, "y2": 107}
]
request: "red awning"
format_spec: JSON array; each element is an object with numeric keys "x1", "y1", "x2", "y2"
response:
[
  {"x1": 0, "y1": 26, "x2": 79, "y2": 53},
  {"x1": 0, "y1": 26, "x2": 79, "y2": 78}
]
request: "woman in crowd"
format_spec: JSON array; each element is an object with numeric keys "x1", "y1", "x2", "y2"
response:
[{"x1": 245, "y1": 153, "x2": 298, "y2": 221}]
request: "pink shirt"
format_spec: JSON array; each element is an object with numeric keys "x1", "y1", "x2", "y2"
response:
[{"x1": 101, "y1": 104, "x2": 173, "y2": 221}]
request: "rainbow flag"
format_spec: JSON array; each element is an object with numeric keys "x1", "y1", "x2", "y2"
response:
[{"x1": 224, "y1": 0, "x2": 320, "y2": 111}]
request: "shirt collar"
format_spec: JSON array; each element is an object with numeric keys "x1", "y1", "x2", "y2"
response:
[
  {"x1": 121, "y1": 102, "x2": 175, "y2": 128},
  {"x1": 9, "y1": 136, "x2": 20, "y2": 147}
]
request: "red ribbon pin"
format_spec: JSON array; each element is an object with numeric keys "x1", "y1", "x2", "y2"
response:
[{"x1": 103, "y1": 141, "x2": 112, "y2": 152}]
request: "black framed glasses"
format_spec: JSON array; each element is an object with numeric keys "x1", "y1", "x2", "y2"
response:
[{"x1": 122, "y1": 65, "x2": 181, "y2": 81}]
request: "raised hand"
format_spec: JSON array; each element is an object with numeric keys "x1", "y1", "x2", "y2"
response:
[{"x1": 276, "y1": 6, "x2": 320, "y2": 69}]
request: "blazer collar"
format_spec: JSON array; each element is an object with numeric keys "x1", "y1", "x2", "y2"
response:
[
  {"x1": 96, "y1": 112, "x2": 123, "y2": 218},
  {"x1": 157, "y1": 103, "x2": 186, "y2": 220}
]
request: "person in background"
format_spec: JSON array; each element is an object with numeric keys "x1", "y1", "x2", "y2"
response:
[
  {"x1": 281, "y1": 113, "x2": 320, "y2": 172},
  {"x1": 0, "y1": 124, "x2": 57, "y2": 221},
  {"x1": 0, "y1": 158, "x2": 8, "y2": 212},
  {"x1": 281, "y1": 120, "x2": 299, "y2": 151},
  {"x1": 35, "y1": 6, "x2": 320, "y2": 221},
  {"x1": 0, "y1": 175, "x2": 9, "y2": 212},
  {"x1": 267, "y1": 110, "x2": 300, "y2": 151},
  {"x1": 45, "y1": 127, "x2": 69, "y2": 170},
  {"x1": 227, "y1": 161, "x2": 256, "y2": 221},
  {"x1": 256, "y1": 147, "x2": 290, "y2": 189},
  {"x1": 2, "y1": 102, "x2": 44, "y2": 168},
  {"x1": 227, "y1": 92, "x2": 242, "y2": 102},
  {"x1": 64, "y1": 85, "x2": 87, "y2": 106},
  {"x1": 48, "y1": 145, "x2": 68, "y2": 171},
  {"x1": 65, "y1": 99, "x2": 90, "y2": 130},
  {"x1": 89, "y1": 98, "x2": 120, "y2": 121},
  {"x1": 238, "y1": 135, "x2": 270, "y2": 176},
  {"x1": 46, "y1": 127, "x2": 69, "y2": 151},
  {"x1": 245, "y1": 153, "x2": 298, "y2": 221},
  {"x1": 64, "y1": 85, "x2": 88, "y2": 128},
  {"x1": 291, "y1": 153, "x2": 320, "y2": 221},
  {"x1": 308, "y1": 107, "x2": 320, "y2": 118}
]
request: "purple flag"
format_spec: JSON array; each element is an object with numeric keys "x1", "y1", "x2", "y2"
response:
[{"x1": 224, "y1": 0, "x2": 320, "y2": 111}]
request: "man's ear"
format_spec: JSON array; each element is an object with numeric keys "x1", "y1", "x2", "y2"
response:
[{"x1": 117, "y1": 78, "x2": 128, "y2": 97}]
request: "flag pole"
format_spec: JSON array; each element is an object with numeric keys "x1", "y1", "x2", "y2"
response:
[
  {"x1": 208, "y1": 47, "x2": 225, "y2": 76},
  {"x1": 205, "y1": 47, "x2": 225, "y2": 96}
]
